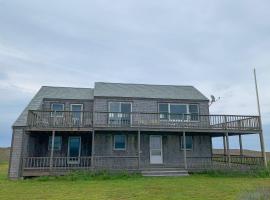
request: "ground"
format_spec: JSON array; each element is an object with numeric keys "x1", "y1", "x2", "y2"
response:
[{"x1": 0, "y1": 163, "x2": 270, "y2": 200}]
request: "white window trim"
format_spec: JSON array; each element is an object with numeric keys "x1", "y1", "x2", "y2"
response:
[
  {"x1": 181, "y1": 136, "x2": 193, "y2": 151},
  {"x1": 70, "y1": 104, "x2": 83, "y2": 124},
  {"x1": 51, "y1": 103, "x2": 64, "y2": 117},
  {"x1": 48, "y1": 136, "x2": 62, "y2": 151},
  {"x1": 113, "y1": 134, "x2": 127, "y2": 151},
  {"x1": 108, "y1": 102, "x2": 133, "y2": 125},
  {"x1": 158, "y1": 103, "x2": 199, "y2": 122}
]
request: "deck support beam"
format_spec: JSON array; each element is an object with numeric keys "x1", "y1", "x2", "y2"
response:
[
  {"x1": 225, "y1": 132, "x2": 231, "y2": 167},
  {"x1": 259, "y1": 131, "x2": 267, "y2": 167},
  {"x1": 49, "y1": 130, "x2": 55, "y2": 171},
  {"x1": 138, "y1": 130, "x2": 141, "y2": 169},
  {"x1": 239, "y1": 134, "x2": 243, "y2": 157},
  {"x1": 183, "y1": 131, "x2": 187, "y2": 170},
  {"x1": 223, "y1": 136, "x2": 227, "y2": 156},
  {"x1": 91, "y1": 130, "x2": 95, "y2": 170}
]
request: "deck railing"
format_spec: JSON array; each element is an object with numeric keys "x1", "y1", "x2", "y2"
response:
[
  {"x1": 22, "y1": 155, "x2": 264, "y2": 172},
  {"x1": 23, "y1": 157, "x2": 92, "y2": 170},
  {"x1": 27, "y1": 110, "x2": 93, "y2": 128},
  {"x1": 27, "y1": 110, "x2": 261, "y2": 131},
  {"x1": 187, "y1": 156, "x2": 264, "y2": 170}
]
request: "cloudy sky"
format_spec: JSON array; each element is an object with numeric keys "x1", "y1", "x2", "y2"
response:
[{"x1": 0, "y1": 0, "x2": 270, "y2": 150}]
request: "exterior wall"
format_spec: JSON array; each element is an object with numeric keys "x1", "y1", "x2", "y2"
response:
[
  {"x1": 93, "y1": 131, "x2": 211, "y2": 169},
  {"x1": 94, "y1": 97, "x2": 209, "y2": 114},
  {"x1": 42, "y1": 99, "x2": 93, "y2": 112},
  {"x1": 9, "y1": 128, "x2": 26, "y2": 179},
  {"x1": 140, "y1": 132, "x2": 211, "y2": 168},
  {"x1": 94, "y1": 97, "x2": 209, "y2": 126}
]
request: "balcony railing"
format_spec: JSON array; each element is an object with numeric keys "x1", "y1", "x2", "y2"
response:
[
  {"x1": 27, "y1": 110, "x2": 261, "y2": 131},
  {"x1": 27, "y1": 110, "x2": 93, "y2": 128},
  {"x1": 22, "y1": 155, "x2": 263, "y2": 173}
]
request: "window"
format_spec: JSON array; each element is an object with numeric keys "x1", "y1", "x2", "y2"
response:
[
  {"x1": 114, "y1": 135, "x2": 126, "y2": 150},
  {"x1": 181, "y1": 136, "x2": 193, "y2": 150},
  {"x1": 109, "y1": 102, "x2": 132, "y2": 125},
  {"x1": 48, "y1": 136, "x2": 62, "y2": 150},
  {"x1": 158, "y1": 103, "x2": 199, "y2": 121},
  {"x1": 71, "y1": 104, "x2": 83, "y2": 125},
  {"x1": 51, "y1": 103, "x2": 64, "y2": 117}
]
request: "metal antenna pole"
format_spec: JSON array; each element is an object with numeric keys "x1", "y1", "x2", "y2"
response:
[{"x1": 254, "y1": 68, "x2": 267, "y2": 167}]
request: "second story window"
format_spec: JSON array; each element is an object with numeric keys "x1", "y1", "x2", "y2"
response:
[
  {"x1": 109, "y1": 102, "x2": 131, "y2": 125},
  {"x1": 159, "y1": 103, "x2": 199, "y2": 121},
  {"x1": 51, "y1": 103, "x2": 64, "y2": 117}
]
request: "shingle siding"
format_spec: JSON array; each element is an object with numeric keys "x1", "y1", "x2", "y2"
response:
[{"x1": 9, "y1": 128, "x2": 25, "y2": 179}]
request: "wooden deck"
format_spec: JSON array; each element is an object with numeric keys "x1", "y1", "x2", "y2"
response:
[{"x1": 27, "y1": 110, "x2": 261, "y2": 133}]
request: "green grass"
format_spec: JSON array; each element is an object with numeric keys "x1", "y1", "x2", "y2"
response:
[{"x1": 1, "y1": 164, "x2": 270, "y2": 200}]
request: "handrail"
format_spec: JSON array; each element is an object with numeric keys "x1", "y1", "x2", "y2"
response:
[{"x1": 27, "y1": 110, "x2": 261, "y2": 131}]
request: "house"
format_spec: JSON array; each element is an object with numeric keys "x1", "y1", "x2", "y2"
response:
[{"x1": 9, "y1": 82, "x2": 266, "y2": 179}]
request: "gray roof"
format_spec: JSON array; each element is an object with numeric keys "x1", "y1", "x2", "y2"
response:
[
  {"x1": 13, "y1": 86, "x2": 93, "y2": 127},
  {"x1": 94, "y1": 82, "x2": 208, "y2": 101}
]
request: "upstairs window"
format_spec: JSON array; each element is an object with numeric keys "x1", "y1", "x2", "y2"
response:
[
  {"x1": 48, "y1": 136, "x2": 62, "y2": 151},
  {"x1": 114, "y1": 135, "x2": 126, "y2": 150},
  {"x1": 51, "y1": 103, "x2": 64, "y2": 117},
  {"x1": 158, "y1": 103, "x2": 199, "y2": 121},
  {"x1": 109, "y1": 102, "x2": 132, "y2": 125},
  {"x1": 181, "y1": 136, "x2": 193, "y2": 150}
]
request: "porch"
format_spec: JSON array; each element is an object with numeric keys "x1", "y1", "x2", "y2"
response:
[{"x1": 21, "y1": 131, "x2": 265, "y2": 177}]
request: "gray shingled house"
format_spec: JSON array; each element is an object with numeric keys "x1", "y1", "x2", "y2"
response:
[{"x1": 9, "y1": 82, "x2": 266, "y2": 179}]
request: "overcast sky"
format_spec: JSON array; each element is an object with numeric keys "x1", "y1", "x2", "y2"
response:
[{"x1": 0, "y1": 0, "x2": 270, "y2": 150}]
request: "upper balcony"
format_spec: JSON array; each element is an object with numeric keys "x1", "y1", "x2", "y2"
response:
[{"x1": 27, "y1": 110, "x2": 262, "y2": 132}]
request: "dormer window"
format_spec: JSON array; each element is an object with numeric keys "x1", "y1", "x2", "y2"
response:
[{"x1": 51, "y1": 103, "x2": 64, "y2": 117}]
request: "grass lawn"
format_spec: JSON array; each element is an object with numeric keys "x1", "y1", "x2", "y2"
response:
[{"x1": 1, "y1": 163, "x2": 270, "y2": 200}]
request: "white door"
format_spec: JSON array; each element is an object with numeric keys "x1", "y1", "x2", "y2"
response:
[{"x1": 150, "y1": 135, "x2": 163, "y2": 164}]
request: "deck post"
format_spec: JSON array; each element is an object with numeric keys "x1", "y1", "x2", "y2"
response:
[
  {"x1": 137, "y1": 130, "x2": 141, "y2": 170},
  {"x1": 259, "y1": 131, "x2": 267, "y2": 167},
  {"x1": 49, "y1": 130, "x2": 55, "y2": 171},
  {"x1": 225, "y1": 132, "x2": 231, "y2": 167},
  {"x1": 183, "y1": 131, "x2": 187, "y2": 170},
  {"x1": 223, "y1": 136, "x2": 227, "y2": 156},
  {"x1": 91, "y1": 130, "x2": 95, "y2": 170},
  {"x1": 239, "y1": 134, "x2": 243, "y2": 157}
]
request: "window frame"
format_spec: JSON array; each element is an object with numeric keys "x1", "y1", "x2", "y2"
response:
[
  {"x1": 113, "y1": 134, "x2": 127, "y2": 151},
  {"x1": 180, "y1": 135, "x2": 193, "y2": 150},
  {"x1": 50, "y1": 103, "x2": 64, "y2": 117},
  {"x1": 48, "y1": 136, "x2": 62, "y2": 151},
  {"x1": 108, "y1": 102, "x2": 132, "y2": 125},
  {"x1": 70, "y1": 104, "x2": 84, "y2": 124},
  {"x1": 158, "y1": 103, "x2": 199, "y2": 122}
]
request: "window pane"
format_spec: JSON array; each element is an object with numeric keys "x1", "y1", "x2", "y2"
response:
[
  {"x1": 109, "y1": 102, "x2": 120, "y2": 112},
  {"x1": 121, "y1": 103, "x2": 131, "y2": 113},
  {"x1": 48, "y1": 136, "x2": 62, "y2": 150},
  {"x1": 170, "y1": 104, "x2": 187, "y2": 120},
  {"x1": 52, "y1": 104, "x2": 64, "y2": 111},
  {"x1": 189, "y1": 105, "x2": 199, "y2": 121},
  {"x1": 51, "y1": 103, "x2": 64, "y2": 117},
  {"x1": 159, "y1": 104, "x2": 168, "y2": 119},
  {"x1": 114, "y1": 135, "x2": 126, "y2": 149},
  {"x1": 71, "y1": 105, "x2": 82, "y2": 111},
  {"x1": 181, "y1": 136, "x2": 192, "y2": 150}
]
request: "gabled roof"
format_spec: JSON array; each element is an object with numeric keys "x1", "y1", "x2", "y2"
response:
[
  {"x1": 13, "y1": 86, "x2": 93, "y2": 127},
  {"x1": 94, "y1": 82, "x2": 208, "y2": 101}
]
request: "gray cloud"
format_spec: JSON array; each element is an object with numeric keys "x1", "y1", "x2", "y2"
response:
[{"x1": 0, "y1": 0, "x2": 270, "y2": 149}]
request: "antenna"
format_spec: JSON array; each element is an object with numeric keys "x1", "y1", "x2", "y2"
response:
[
  {"x1": 209, "y1": 95, "x2": 220, "y2": 106},
  {"x1": 253, "y1": 68, "x2": 267, "y2": 167}
]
